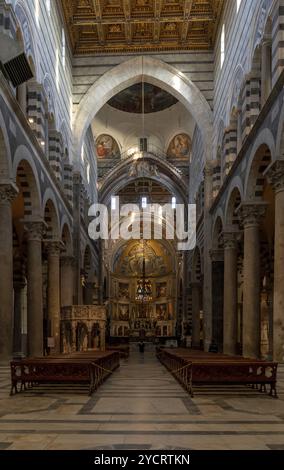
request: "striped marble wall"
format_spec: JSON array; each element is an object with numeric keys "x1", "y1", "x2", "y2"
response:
[
  {"x1": 26, "y1": 82, "x2": 47, "y2": 148},
  {"x1": 72, "y1": 51, "x2": 214, "y2": 115},
  {"x1": 272, "y1": 0, "x2": 284, "y2": 86}
]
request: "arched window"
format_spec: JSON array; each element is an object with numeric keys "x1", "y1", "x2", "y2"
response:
[
  {"x1": 62, "y1": 28, "x2": 66, "y2": 69},
  {"x1": 46, "y1": 0, "x2": 51, "y2": 15},
  {"x1": 221, "y1": 24, "x2": 226, "y2": 68},
  {"x1": 221, "y1": 24, "x2": 225, "y2": 68}
]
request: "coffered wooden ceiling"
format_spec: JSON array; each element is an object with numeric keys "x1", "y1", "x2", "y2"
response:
[{"x1": 61, "y1": 0, "x2": 224, "y2": 54}]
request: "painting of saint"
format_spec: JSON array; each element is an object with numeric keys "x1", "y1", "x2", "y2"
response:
[
  {"x1": 167, "y1": 134, "x2": 191, "y2": 159},
  {"x1": 96, "y1": 134, "x2": 120, "y2": 159},
  {"x1": 156, "y1": 282, "x2": 167, "y2": 298},
  {"x1": 156, "y1": 304, "x2": 167, "y2": 320}
]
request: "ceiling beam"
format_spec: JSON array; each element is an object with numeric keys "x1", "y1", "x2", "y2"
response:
[
  {"x1": 180, "y1": 0, "x2": 193, "y2": 42},
  {"x1": 123, "y1": 0, "x2": 132, "y2": 44},
  {"x1": 92, "y1": 0, "x2": 105, "y2": 45},
  {"x1": 153, "y1": 0, "x2": 163, "y2": 43},
  {"x1": 72, "y1": 16, "x2": 214, "y2": 26}
]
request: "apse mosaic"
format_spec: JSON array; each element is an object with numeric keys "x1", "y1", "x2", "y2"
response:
[
  {"x1": 114, "y1": 240, "x2": 171, "y2": 277},
  {"x1": 108, "y1": 83, "x2": 178, "y2": 114},
  {"x1": 96, "y1": 134, "x2": 120, "y2": 159},
  {"x1": 167, "y1": 133, "x2": 191, "y2": 159}
]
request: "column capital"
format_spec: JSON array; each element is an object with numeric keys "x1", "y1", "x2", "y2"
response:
[
  {"x1": 190, "y1": 281, "x2": 201, "y2": 289},
  {"x1": 264, "y1": 160, "x2": 284, "y2": 193},
  {"x1": 204, "y1": 162, "x2": 214, "y2": 178},
  {"x1": 25, "y1": 220, "x2": 46, "y2": 242},
  {"x1": 237, "y1": 201, "x2": 267, "y2": 228},
  {"x1": 0, "y1": 182, "x2": 18, "y2": 204},
  {"x1": 209, "y1": 248, "x2": 224, "y2": 262},
  {"x1": 222, "y1": 229, "x2": 240, "y2": 250},
  {"x1": 60, "y1": 255, "x2": 75, "y2": 267},
  {"x1": 46, "y1": 241, "x2": 62, "y2": 256}
]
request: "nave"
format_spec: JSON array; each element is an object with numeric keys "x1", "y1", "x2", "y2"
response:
[{"x1": 0, "y1": 350, "x2": 284, "y2": 450}]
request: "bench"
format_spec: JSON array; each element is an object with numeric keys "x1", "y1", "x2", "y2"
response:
[
  {"x1": 107, "y1": 345, "x2": 130, "y2": 358},
  {"x1": 10, "y1": 351, "x2": 120, "y2": 396},
  {"x1": 157, "y1": 348, "x2": 278, "y2": 398}
]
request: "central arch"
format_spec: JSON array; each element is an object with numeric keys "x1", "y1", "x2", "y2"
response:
[{"x1": 73, "y1": 56, "x2": 213, "y2": 162}]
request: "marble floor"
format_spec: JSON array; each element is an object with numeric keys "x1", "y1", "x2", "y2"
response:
[{"x1": 0, "y1": 350, "x2": 284, "y2": 450}]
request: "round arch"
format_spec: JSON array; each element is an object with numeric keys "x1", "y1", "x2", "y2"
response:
[
  {"x1": 212, "y1": 213, "x2": 224, "y2": 250},
  {"x1": 224, "y1": 176, "x2": 244, "y2": 225},
  {"x1": 0, "y1": 109, "x2": 12, "y2": 179},
  {"x1": 61, "y1": 222, "x2": 73, "y2": 256},
  {"x1": 244, "y1": 129, "x2": 275, "y2": 199},
  {"x1": 42, "y1": 191, "x2": 60, "y2": 240},
  {"x1": 73, "y1": 56, "x2": 213, "y2": 163},
  {"x1": 99, "y1": 154, "x2": 188, "y2": 205},
  {"x1": 14, "y1": 1, "x2": 40, "y2": 82},
  {"x1": 226, "y1": 64, "x2": 245, "y2": 126}
]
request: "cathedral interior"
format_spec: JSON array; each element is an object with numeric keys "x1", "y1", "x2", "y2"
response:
[{"x1": 1, "y1": 0, "x2": 284, "y2": 452}]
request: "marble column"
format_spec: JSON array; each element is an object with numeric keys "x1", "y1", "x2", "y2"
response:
[
  {"x1": 100, "y1": 322, "x2": 106, "y2": 351},
  {"x1": 223, "y1": 231, "x2": 238, "y2": 355},
  {"x1": 60, "y1": 256, "x2": 75, "y2": 307},
  {"x1": 47, "y1": 242, "x2": 61, "y2": 354},
  {"x1": 17, "y1": 82, "x2": 27, "y2": 115},
  {"x1": 203, "y1": 163, "x2": 214, "y2": 351},
  {"x1": 266, "y1": 161, "x2": 284, "y2": 361},
  {"x1": 13, "y1": 278, "x2": 26, "y2": 358},
  {"x1": 191, "y1": 281, "x2": 201, "y2": 349},
  {"x1": 239, "y1": 202, "x2": 267, "y2": 358},
  {"x1": 26, "y1": 221, "x2": 45, "y2": 357},
  {"x1": 84, "y1": 282, "x2": 95, "y2": 305},
  {"x1": 261, "y1": 38, "x2": 272, "y2": 106},
  {"x1": 210, "y1": 248, "x2": 224, "y2": 352},
  {"x1": 0, "y1": 183, "x2": 18, "y2": 362}
]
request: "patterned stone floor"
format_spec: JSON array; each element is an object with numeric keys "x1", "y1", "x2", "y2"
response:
[{"x1": 0, "y1": 351, "x2": 284, "y2": 450}]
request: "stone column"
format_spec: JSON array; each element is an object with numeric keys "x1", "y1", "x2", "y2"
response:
[
  {"x1": 100, "y1": 321, "x2": 106, "y2": 351},
  {"x1": 239, "y1": 202, "x2": 267, "y2": 358},
  {"x1": 203, "y1": 163, "x2": 213, "y2": 351},
  {"x1": 191, "y1": 281, "x2": 201, "y2": 349},
  {"x1": 223, "y1": 231, "x2": 238, "y2": 355},
  {"x1": 13, "y1": 278, "x2": 26, "y2": 358},
  {"x1": 261, "y1": 38, "x2": 272, "y2": 106},
  {"x1": 266, "y1": 161, "x2": 284, "y2": 361},
  {"x1": 0, "y1": 183, "x2": 18, "y2": 362},
  {"x1": 60, "y1": 256, "x2": 75, "y2": 307},
  {"x1": 17, "y1": 82, "x2": 27, "y2": 115},
  {"x1": 84, "y1": 282, "x2": 95, "y2": 305},
  {"x1": 47, "y1": 242, "x2": 61, "y2": 354},
  {"x1": 26, "y1": 221, "x2": 45, "y2": 357},
  {"x1": 210, "y1": 248, "x2": 224, "y2": 352}
]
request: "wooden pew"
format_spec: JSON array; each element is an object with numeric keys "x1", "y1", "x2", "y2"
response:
[
  {"x1": 106, "y1": 345, "x2": 130, "y2": 358},
  {"x1": 157, "y1": 348, "x2": 278, "y2": 398},
  {"x1": 10, "y1": 351, "x2": 120, "y2": 397}
]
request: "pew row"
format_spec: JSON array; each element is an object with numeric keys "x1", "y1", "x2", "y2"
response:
[
  {"x1": 10, "y1": 351, "x2": 120, "y2": 396},
  {"x1": 157, "y1": 348, "x2": 278, "y2": 398},
  {"x1": 106, "y1": 345, "x2": 130, "y2": 358}
]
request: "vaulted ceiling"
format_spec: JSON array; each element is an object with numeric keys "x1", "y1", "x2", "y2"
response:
[{"x1": 61, "y1": 0, "x2": 225, "y2": 54}]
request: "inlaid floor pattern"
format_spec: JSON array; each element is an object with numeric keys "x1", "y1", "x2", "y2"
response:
[{"x1": 0, "y1": 351, "x2": 284, "y2": 450}]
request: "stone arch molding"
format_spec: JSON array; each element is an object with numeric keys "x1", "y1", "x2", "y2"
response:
[{"x1": 73, "y1": 56, "x2": 213, "y2": 162}]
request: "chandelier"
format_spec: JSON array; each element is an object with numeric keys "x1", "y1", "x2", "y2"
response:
[
  {"x1": 135, "y1": 241, "x2": 152, "y2": 302},
  {"x1": 135, "y1": 61, "x2": 152, "y2": 303}
]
